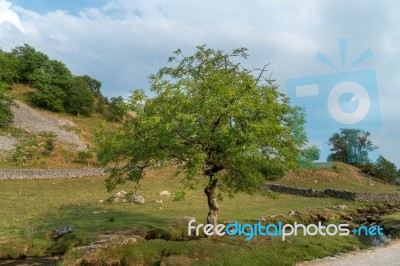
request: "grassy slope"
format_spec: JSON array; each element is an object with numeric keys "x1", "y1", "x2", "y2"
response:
[{"x1": 276, "y1": 162, "x2": 400, "y2": 193}]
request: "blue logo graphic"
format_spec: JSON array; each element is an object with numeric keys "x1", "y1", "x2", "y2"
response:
[
  {"x1": 286, "y1": 39, "x2": 381, "y2": 162},
  {"x1": 352, "y1": 225, "x2": 384, "y2": 236}
]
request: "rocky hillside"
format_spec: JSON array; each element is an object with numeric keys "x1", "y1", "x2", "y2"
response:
[
  {"x1": 0, "y1": 92, "x2": 103, "y2": 168},
  {"x1": 11, "y1": 100, "x2": 87, "y2": 151}
]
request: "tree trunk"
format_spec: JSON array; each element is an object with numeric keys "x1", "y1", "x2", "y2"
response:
[{"x1": 204, "y1": 178, "x2": 220, "y2": 226}]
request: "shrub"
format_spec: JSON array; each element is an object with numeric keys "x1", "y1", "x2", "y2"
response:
[
  {"x1": 11, "y1": 139, "x2": 36, "y2": 165},
  {"x1": 172, "y1": 191, "x2": 186, "y2": 202},
  {"x1": 0, "y1": 89, "x2": 14, "y2": 127},
  {"x1": 77, "y1": 150, "x2": 94, "y2": 165},
  {"x1": 375, "y1": 155, "x2": 398, "y2": 182},
  {"x1": 40, "y1": 132, "x2": 56, "y2": 155}
]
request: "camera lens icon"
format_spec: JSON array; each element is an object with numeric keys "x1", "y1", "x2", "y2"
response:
[{"x1": 327, "y1": 82, "x2": 371, "y2": 125}]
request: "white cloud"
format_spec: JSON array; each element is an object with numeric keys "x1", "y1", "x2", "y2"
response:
[{"x1": 0, "y1": 0, "x2": 24, "y2": 33}]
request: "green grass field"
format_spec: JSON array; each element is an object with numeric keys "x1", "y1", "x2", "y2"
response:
[{"x1": 2, "y1": 166, "x2": 398, "y2": 265}]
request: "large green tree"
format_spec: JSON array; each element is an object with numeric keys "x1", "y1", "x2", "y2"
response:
[
  {"x1": 327, "y1": 128, "x2": 377, "y2": 165},
  {"x1": 11, "y1": 44, "x2": 49, "y2": 85},
  {"x1": 97, "y1": 46, "x2": 306, "y2": 225},
  {"x1": 65, "y1": 76, "x2": 96, "y2": 116}
]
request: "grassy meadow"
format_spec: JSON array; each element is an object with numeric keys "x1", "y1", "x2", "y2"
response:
[{"x1": 1, "y1": 166, "x2": 398, "y2": 265}]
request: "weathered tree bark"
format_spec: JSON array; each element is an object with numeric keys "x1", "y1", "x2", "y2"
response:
[{"x1": 204, "y1": 177, "x2": 220, "y2": 226}]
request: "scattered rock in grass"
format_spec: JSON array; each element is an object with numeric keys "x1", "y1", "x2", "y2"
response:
[
  {"x1": 48, "y1": 225, "x2": 74, "y2": 238},
  {"x1": 183, "y1": 216, "x2": 196, "y2": 223},
  {"x1": 366, "y1": 215, "x2": 377, "y2": 222},
  {"x1": 112, "y1": 190, "x2": 128, "y2": 203},
  {"x1": 84, "y1": 234, "x2": 139, "y2": 254},
  {"x1": 288, "y1": 210, "x2": 299, "y2": 217},
  {"x1": 93, "y1": 210, "x2": 108, "y2": 214},
  {"x1": 257, "y1": 216, "x2": 266, "y2": 222},
  {"x1": 130, "y1": 194, "x2": 145, "y2": 204},
  {"x1": 116, "y1": 190, "x2": 127, "y2": 198},
  {"x1": 159, "y1": 190, "x2": 171, "y2": 196},
  {"x1": 155, "y1": 199, "x2": 163, "y2": 204},
  {"x1": 98, "y1": 199, "x2": 104, "y2": 204},
  {"x1": 332, "y1": 204, "x2": 347, "y2": 210}
]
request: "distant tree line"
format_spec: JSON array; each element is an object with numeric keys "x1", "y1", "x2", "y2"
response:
[{"x1": 0, "y1": 44, "x2": 127, "y2": 126}]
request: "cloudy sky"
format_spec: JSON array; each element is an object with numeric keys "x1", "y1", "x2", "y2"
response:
[{"x1": 0, "y1": 0, "x2": 399, "y2": 166}]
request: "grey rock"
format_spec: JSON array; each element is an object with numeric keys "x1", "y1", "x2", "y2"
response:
[{"x1": 130, "y1": 194, "x2": 145, "y2": 204}]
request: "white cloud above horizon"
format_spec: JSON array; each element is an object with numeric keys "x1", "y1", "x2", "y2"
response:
[{"x1": 0, "y1": 0, "x2": 399, "y2": 166}]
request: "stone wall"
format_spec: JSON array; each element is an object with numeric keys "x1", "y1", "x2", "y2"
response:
[
  {"x1": 267, "y1": 184, "x2": 400, "y2": 202},
  {"x1": 0, "y1": 168, "x2": 105, "y2": 180},
  {"x1": 267, "y1": 184, "x2": 319, "y2": 197}
]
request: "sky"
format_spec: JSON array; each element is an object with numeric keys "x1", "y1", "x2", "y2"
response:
[{"x1": 0, "y1": 0, "x2": 399, "y2": 166}]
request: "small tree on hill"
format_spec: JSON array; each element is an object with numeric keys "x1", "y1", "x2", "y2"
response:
[
  {"x1": 374, "y1": 155, "x2": 398, "y2": 182},
  {"x1": 65, "y1": 76, "x2": 95, "y2": 116},
  {"x1": 327, "y1": 128, "x2": 377, "y2": 164},
  {"x1": 106, "y1": 96, "x2": 126, "y2": 122},
  {"x1": 299, "y1": 145, "x2": 320, "y2": 168},
  {"x1": 97, "y1": 46, "x2": 306, "y2": 225}
]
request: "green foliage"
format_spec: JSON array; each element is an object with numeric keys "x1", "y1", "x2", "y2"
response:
[
  {"x1": 78, "y1": 74, "x2": 102, "y2": 96},
  {"x1": 29, "y1": 84, "x2": 66, "y2": 112},
  {"x1": 0, "y1": 89, "x2": 15, "y2": 127},
  {"x1": 65, "y1": 76, "x2": 95, "y2": 116},
  {"x1": 356, "y1": 162, "x2": 377, "y2": 176},
  {"x1": 357, "y1": 156, "x2": 399, "y2": 183},
  {"x1": 97, "y1": 46, "x2": 306, "y2": 221},
  {"x1": 327, "y1": 128, "x2": 377, "y2": 164},
  {"x1": 300, "y1": 145, "x2": 320, "y2": 168},
  {"x1": 30, "y1": 59, "x2": 73, "y2": 91},
  {"x1": 11, "y1": 137, "x2": 37, "y2": 165},
  {"x1": 1, "y1": 44, "x2": 105, "y2": 116},
  {"x1": 27, "y1": 58, "x2": 73, "y2": 112},
  {"x1": 0, "y1": 50, "x2": 19, "y2": 85},
  {"x1": 95, "y1": 95, "x2": 108, "y2": 114},
  {"x1": 11, "y1": 44, "x2": 49, "y2": 84},
  {"x1": 172, "y1": 191, "x2": 186, "y2": 202},
  {"x1": 40, "y1": 132, "x2": 56, "y2": 155},
  {"x1": 374, "y1": 155, "x2": 399, "y2": 182},
  {"x1": 77, "y1": 149, "x2": 94, "y2": 163},
  {"x1": 106, "y1": 96, "x2": 126, "y2": 122}
]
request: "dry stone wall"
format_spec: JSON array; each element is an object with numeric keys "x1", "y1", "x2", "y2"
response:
[{"x1": 267, "y1": 184, "x2": 400, "y2": 202}]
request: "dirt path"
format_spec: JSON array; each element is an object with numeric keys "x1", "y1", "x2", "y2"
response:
[{"x1": 298, "y1": 239, "x2": 400, "y2": 266}]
